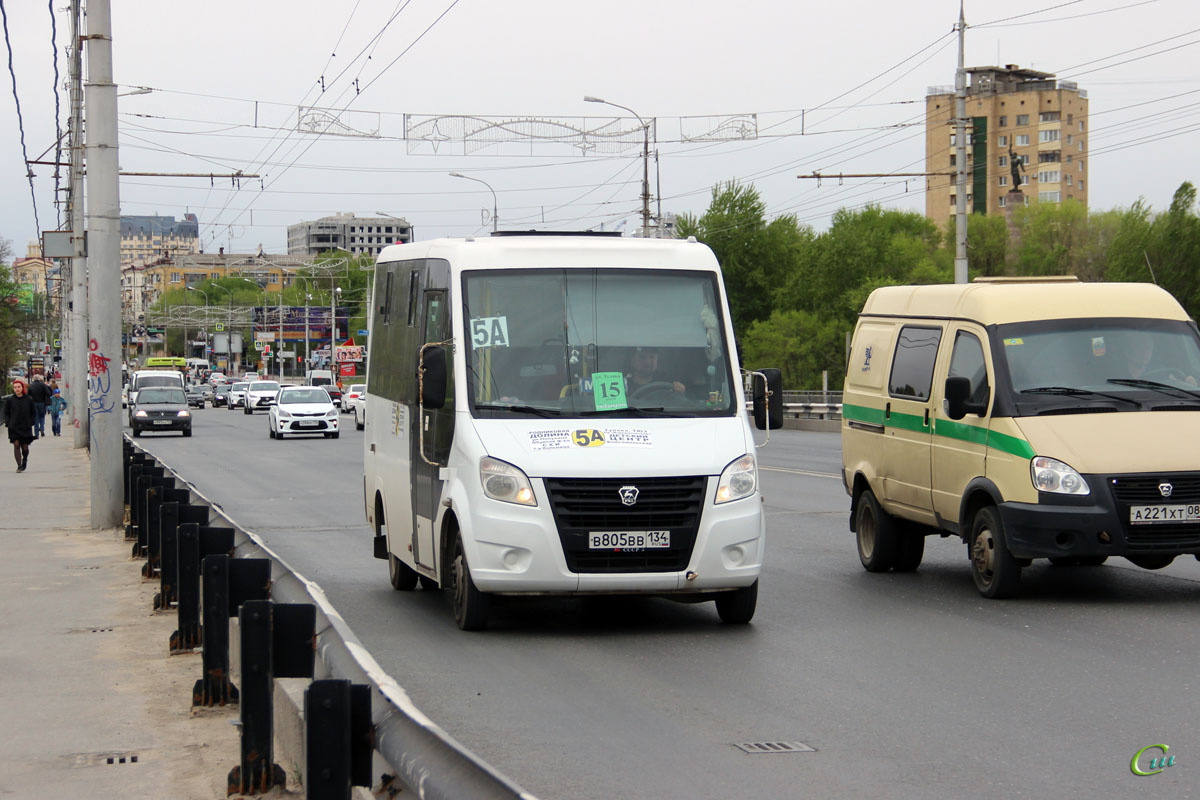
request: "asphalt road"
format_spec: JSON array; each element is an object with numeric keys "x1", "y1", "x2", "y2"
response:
[{"x1": 131, "y1": 406, "x2": 1200, "y2": 800}]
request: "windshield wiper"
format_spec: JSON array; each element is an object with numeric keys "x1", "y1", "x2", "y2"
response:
[
  {"x1": 1106, "y1": 378, "x2": 1200, "y2": 399},
  {"x1": 577, "y1": 406, "x2": 691, "y2": 417},
  {"x1": 474, "y1": 403, "x2": 562, "y2": 417},
  {"x1": 1019, "y1": 386, "x2": 1141, "y2": 406}
]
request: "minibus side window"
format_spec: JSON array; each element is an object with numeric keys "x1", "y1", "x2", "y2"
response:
[
  {"x1": 888, "y1": 326, "x2": 943, "y2": 400},
  {"x1": 947, "y1": 332, "x2": 990, "y2": 408}
]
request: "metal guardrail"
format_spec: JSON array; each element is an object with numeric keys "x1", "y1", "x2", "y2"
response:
[
  {"x1": 130, "y1": 440, "x2": 537, "y2": 800},
  {"x1": 746, "y1": 390, "x2": 843, "y2": 420}
]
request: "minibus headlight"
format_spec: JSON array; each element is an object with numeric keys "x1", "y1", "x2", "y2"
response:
[
  {"x1": 1031, "y1": 456, "x2": 1090, "y2": 496},
  {"x1": 715, "y1": 454, "x2": 757, "y2": 504},
  {"x1": 480, "y1": 457, "x2": 537, "y2": 506}
]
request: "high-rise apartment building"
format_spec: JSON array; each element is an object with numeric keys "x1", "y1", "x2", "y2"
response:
[
  {"x1": 287, "y1": 212, "x2": 413, "y2": 257},
  {"x1": 120, "y1": 214, "x2": 200, "y2": 269},
  {"x1": 925, "y1": 65, "x2": 1088, "y2": 222}
]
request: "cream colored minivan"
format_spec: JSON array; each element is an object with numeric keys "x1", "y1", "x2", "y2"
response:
[{"x1": 841, "y1": 277, "x2": 1200, "y2": 597}]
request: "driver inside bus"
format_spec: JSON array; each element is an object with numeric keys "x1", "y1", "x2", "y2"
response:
[{"x1": 627, "y1": 347, "x2": 685, "y2": 395}]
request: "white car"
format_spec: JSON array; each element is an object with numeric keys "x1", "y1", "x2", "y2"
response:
[
  {"x1": 243, "y1": 380, "x2": 281, "y2": 414},
  {"x1": 343, "y1": 383, "x2": 366, "y2": 425},
  {"x1": 268, "y1": 386, "x2": 339, "y2": 439},
  {"x1": 227, "y1": 381, "x2": 250, "y2": 410}
]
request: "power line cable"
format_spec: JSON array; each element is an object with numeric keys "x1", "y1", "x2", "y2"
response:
[{"x1": 0, "y1": 0, "x2": 40, "y2": 233}]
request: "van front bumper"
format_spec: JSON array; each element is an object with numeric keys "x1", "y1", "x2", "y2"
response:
[{"x1": 999, "y1": 473, "x2": 1200, "y2": 558}]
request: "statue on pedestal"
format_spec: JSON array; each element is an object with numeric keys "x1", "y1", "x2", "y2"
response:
[{"x1": 1008, "y1": 147, "x2": 1024, "y2": 191}]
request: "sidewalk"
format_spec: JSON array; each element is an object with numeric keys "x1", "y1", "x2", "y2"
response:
[{"x1": 0, "y1": 431, "x2": 248, "y2": 798}]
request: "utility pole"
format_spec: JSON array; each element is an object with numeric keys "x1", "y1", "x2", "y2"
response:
[
  {"x1": 954, "y1": 1, "x2": 969, "y2": 284},
  {"x1": 86, "y1": 0, "x2": 122, "y2": 527},
  {"x1": 67, "y1": 0, "x2": 87, "y2": 450}
]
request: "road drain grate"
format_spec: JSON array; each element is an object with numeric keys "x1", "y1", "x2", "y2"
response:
[
  {"x1": 67, "y1": 626, "x2": 116, "y2": 634},
  {"x1": 66, "y1": 751, "x2": 141, "y2": 767},
  {"x1": 734, "y1": 741, "x2": 816, "y2": 754}
]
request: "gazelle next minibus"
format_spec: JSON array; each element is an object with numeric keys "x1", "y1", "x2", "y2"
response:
[{"x1": 363, "y1": 232, "x2": 781, "y2": 629}]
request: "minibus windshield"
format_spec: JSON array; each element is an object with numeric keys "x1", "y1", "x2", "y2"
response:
[
  {"x1": 463, "y1": 268, "x2": 735, "y2": 418},
  {"x1": 998, "y1": 318, "x2": 1200, "y2": 413}
]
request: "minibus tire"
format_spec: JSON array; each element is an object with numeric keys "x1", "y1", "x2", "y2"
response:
[
  {"x1": 451, "y1": 534, "x2": 489, "y2": 631},
  {"x1": 855, "y1": 489, "x2": 898, "y2": 572},
  {"x1": 715, "y1": 580, "x2": 758, "y2": 624},
  {"x1": 389, "y1": 553, "x2": 418, "y2": 590},
  {"x1": 969, "y1": 507, "x2": 1021, "y2": 598},
  {"x1": 892, "y1": 525, "x2": 925, "y2": 572}
]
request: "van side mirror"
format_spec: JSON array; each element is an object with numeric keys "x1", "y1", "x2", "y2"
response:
[
  {"x1": 945, "y1": 375, "x2": 988, "y2": 420},
  {"x1": 752, "y1": 368, "x2": 784, "y2": 430},
  {"x1": 420, "y1": 345, "x2": 447, "y2": 409}
]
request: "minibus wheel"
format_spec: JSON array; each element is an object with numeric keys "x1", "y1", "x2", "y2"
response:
[
  {"x1": 969, "y1": 507, "x2": 1021, "y2": 598},
  {"x1": 389, "y1": 554, "x2": 418, "y2": 590},
  {"x1": 451, "y1": 534, "x2": 490, "y2": 631},
  {"x1": 855, "y1": 489, "x2": 898, "y2": 572},
  {"x1": 715, "y1": 580, "x2": 758, "y2": 624}
]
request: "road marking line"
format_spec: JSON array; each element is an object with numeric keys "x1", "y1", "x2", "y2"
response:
[{"x1": 760, "y1": 465, "x2": 840, "y2": 480}]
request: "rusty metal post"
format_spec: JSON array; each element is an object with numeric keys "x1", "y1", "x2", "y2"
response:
[
  {"x1": 193, "y1": 554, "x2": 239, "y2": 707},
  {"x1": 128, "y1": 467, "x2": 163, "y2": 544},
  {"x1": 134, "y1": 474, "x2": 171, "y2": 559},
  {"x1": 228, "y1": 600, "x2": 287, "y2": 795},
  {"x1": 142, "y1": 487, "x2": 188, "y2": 579},
  {"x1": 172, "y1": 525, "x2": 235, "y2": 653},
  {"x1": 305, "y1": 680, "x2": 374, "y2": 799},
  {"x1": 155, "y1": 503, "x2": 208, "y2": 611}
]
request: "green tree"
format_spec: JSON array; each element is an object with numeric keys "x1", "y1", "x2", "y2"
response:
[
  {"x1": 739, "y1": 308, "x2": 846, "y2": 391},
  {"x1": 676, "y1": 181, "x2": 812, "y2": 332}
]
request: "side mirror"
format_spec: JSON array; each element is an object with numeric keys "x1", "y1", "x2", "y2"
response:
[
  {"x1": 419, "y1": 345, "x2": 447, "y2": 409},
  {"x1": 944, "y1": 375, "x2": 988, "y2": 420},
  {"x1": 752, "y1": 368, "x2": 784, "y2": 431}
]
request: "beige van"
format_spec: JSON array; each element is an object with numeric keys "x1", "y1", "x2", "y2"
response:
[{"x1": 841, "y1": 277, "x2": 1200, "y2": 597}]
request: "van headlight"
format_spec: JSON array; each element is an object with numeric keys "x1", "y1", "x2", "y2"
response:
[
  {"x1": 480, "y1": 457, "x2": 537, "y2": 506},
  {"x1": 1031, "y1": 456, "x2": 1090, "y2": 495},
  {"x1": 715, "y1": 453, "x2": 757, "y2": 504}
]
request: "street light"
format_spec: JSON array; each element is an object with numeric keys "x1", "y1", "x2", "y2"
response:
[
  {"x1": 449, "y1": 172, "x2": 498, "y2": 233},
  {"x1": 186, "y1": 286, "x2": 209, "y2": 363},
  {"x1": 584, "y1": 95, "x2": 652, "y2": 236}
]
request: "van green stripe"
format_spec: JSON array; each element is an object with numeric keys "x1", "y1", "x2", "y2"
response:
[{"x1": 844, "y1": 403, "x2": 1034, "y2": 459}]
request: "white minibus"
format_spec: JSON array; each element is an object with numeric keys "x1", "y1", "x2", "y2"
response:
[{"x1": 363, "y1": 233, "x2": 781, "y2": 629}]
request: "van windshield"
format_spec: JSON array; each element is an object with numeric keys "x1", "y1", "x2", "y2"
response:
[
  {"x1": 998, "y1": 318, "x2": 1200, "y2": 413},
  {"x1": 463, "y1": 268, "x2": 735, "y2": 418}
]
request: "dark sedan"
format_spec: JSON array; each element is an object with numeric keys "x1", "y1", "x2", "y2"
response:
[
  {"x1": 212, "y1": 383, "x2": 231, "y2": 407},
  {"x1": 130, "y1": 387, "x2": 192, "y2": 437},
  {"x1": 185, "y1": 384, "x2": 211, "y2": 408}
]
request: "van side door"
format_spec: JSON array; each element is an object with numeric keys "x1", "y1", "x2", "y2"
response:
[
  {"x1": 931, "y1": 325, "x2": 993, "y2": 527},
  {"x1": 878, "y1": 324, "x2": 944, "y2": 523}
]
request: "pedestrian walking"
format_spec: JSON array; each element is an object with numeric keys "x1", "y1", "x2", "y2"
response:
[
  {"x1": 2, "y1": 378, "x2": 37, "y2": 472},
  {"x1": 48, "y1": 388, "x2": 68, "y2": 437},
  {"x1": 27, "y1": 375, "x2": 51, "y2": 439}
]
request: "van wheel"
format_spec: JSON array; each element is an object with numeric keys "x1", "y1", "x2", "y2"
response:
[
  {"x1": 715, "y1": 580, "x2": 758, "y2": 624},
  {"x1": 1126, "y1": 554, "x2": 1175, "y2": 570},
  {"x1": 855, "y1": 489, "x2": 897, "y2": 572},
  {"x1": 970, "y1": 507, "x2": 1021, "y2": 598},
  {"x1": 892, "y1": 523, "x2": 926, "y2": 572},
  {"x1": 450, "y1": 534, "x2": 489, "y2": 631}
]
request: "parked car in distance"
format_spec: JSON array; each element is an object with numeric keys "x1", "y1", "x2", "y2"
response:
[
  {"x1": 242, "y1": 372, "x2": 260, "y2": 381},
  {"x1": 228, "y1": 381, "x2": 250, "y2": 410},
  {"x1": 211, "y1": 383, "x2": 231, "y2": 407},
  {"x1": 185, "y1": 384, "x2": 211, "y2": 408},
  {"x1": 344, "y1": 383, "x2": 366, "y2": 429},
  {"x1": 130, "y1": 386, "x2": 191, "y2": 437},
  {"x1": 244, "y1": 380, "x2": 281, "y2": 414},
  {"x1": 208, "y1": 372, "x2": 227, "y2": 385},
  {"x1": 268, "y1": 386, "x2": 339, "y2": 439}
]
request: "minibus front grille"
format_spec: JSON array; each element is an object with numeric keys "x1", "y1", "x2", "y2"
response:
[
  {"x1": 1109, "y1": 473, "x2": 1200, "y2": 550},
  {"x1": 543, "y1": 476, "x2": 706, "y2": 573}
]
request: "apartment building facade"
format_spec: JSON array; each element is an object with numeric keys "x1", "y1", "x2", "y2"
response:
[
  {"x1": 925, "y1": 65, "x2": 1089, "y2": 222},
  {"x1": 287, "y1": 212, "x2": 413, "y2": 257},
  {"x1": 120, "y1": 214, "x2": 201, "y2": 269}
]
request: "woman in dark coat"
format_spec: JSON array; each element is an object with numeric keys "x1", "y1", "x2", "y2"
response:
[{"x1": 3, "y1": 377, "x2": 36, "y2": 472}]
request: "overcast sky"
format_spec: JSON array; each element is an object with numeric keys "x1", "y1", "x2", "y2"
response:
[{"x1": 1, "y1": 0, "x2": 1196, "y2": 258}]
